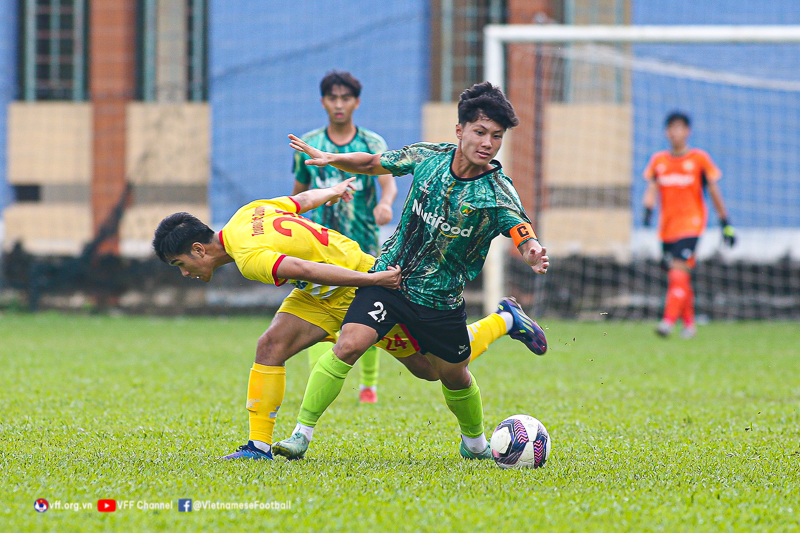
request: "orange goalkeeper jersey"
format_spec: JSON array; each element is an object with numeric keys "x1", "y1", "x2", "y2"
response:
[
  {"x1": 643, "y1": 148, "x2": 721, "y2": 242},
  {"x1": 220, "y1": 196, "x2": 372, "y2": 299}
]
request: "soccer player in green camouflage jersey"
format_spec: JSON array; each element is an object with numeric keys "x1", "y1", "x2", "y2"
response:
[
  {"x1": 293, "y1": 71, "x2": 398, "y2": 404},
  {"x1": 274, "y1": 82, "x2": 549, "y2": 461}
]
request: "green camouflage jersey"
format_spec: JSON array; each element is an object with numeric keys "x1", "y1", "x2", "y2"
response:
[
  {"x1": 375, "y1": 142, "x2": 531, "y2": 310},
  {"x1": 294, "y1": 126, "x2": 388, "y2": 255}
]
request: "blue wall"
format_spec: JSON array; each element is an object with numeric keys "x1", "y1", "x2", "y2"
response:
[
  {"x1": 209, "y1": 0, "x2": 428, "y2": 227},
  {"x1": 0, "y1": 3, "x2": 16, "y2": 213},
  {"x1": 631, "y1": 0, "x2": 800, "y2": 228}
]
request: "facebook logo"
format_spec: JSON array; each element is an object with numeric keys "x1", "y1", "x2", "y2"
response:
[{"x1": 178, "y1": 499, "x2": 192, "y2": 512}]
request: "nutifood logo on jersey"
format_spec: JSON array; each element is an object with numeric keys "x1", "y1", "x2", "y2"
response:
[{"x1": 412, "y1": 198, "x2": 473, "y2": 237}]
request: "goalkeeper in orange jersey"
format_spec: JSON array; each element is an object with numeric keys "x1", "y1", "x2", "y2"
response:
[
  {"x1": 153, "y1": 178, "x2": 547, "y2": 460},
  {"x1": 643, "y1": 111, "x2": 736, "y2": 339}
]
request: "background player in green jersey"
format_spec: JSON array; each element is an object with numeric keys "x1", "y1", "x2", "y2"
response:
[
  {"x1": 276, "y1": 82, "x2": 549, "y2": 461},
  {"x1": 292, "y1": 71, "x2": 398, "y2": 404}
]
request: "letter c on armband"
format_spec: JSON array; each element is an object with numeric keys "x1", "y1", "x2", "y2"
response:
[{"x1": 511, "y1": 223, "x2": 537, "y2": 248}]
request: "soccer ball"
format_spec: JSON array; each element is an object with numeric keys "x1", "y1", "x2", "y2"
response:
[{"x1": 490, "y1": 414, "x2": 551, "y2": 469}]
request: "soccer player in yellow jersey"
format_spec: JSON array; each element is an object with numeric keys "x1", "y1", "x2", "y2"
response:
[{"x1": 153, "y1": 179, "x2": 545, "y2": 460}]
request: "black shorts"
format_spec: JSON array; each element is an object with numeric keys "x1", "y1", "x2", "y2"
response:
[
  {"x1": 662, "y1": 237, "x2": 698, "y2": 263},
  {"x1": 343, "y1": 286, "x2": 471, "y2": 363}
]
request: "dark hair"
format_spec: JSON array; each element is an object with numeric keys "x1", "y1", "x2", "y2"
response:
[
  {"x1": 152, "y1": 212, "x2": 215, "y2": 263},
  {"x1": 320, "y1": 71, "x2": 362, "y2": 98},
  {"x1": 458, "y1": 81, "x2": 519, "y2": 130},
  {"x1": 665, "y1": 111, "x2": 691, "y2": 127}
]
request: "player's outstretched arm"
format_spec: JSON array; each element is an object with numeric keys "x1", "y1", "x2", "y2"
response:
[
  {"x1": 508, "y1": 222, "x2": 548, "y2": 274},
  {"x1": 289, "y1": 134, "x2": 390, "y2": 175},
  {"x1": 292, "y1": 177, "x2": 357, "y2": 213},
  {"x1": 519, "y1": 238, "x2": 549, "y2": 275},
  {"x1": 275, "y1": 257, "x2": 401, "y2": 289}
]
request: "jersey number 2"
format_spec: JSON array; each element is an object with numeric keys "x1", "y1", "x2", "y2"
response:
[
  {"x1": 272, "y1": 216, "x2": 329, "y2": 246},
  {"x1": 368, "y1": 302, "x2": 387, "y2": 323}
]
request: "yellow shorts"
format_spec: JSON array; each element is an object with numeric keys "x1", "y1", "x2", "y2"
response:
[
  {"x1": 276, "y1": 287, "x2": 354, "y2": 339},
  {"x1": 275, "y1": 253, "x2": 373, "y2": 338},
  {"x1": 275, "y1": 253, "x2": 418, "y2": 358},
  {"x1": 373, "y1": 324, "x2": 420, "y2": 358}
]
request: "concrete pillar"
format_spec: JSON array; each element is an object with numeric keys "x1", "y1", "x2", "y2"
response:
[
  {"x1": 90, "y1": 0, "x2": 137, "y2": 255},
  {"x1": 506, "y1": 0, "x2": 557, "y2": 229}
]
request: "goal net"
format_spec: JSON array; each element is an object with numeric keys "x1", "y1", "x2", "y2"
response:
[{"x1": 483, "y1": 25, "x2": 800, "y2": 320}]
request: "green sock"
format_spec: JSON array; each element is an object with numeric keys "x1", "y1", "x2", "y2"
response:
[
  {"x1": 297, "y1": 349, "x2": 353, "y2": 427},
  {"x1": 359, "y1": 345, "x2": 380, "y2": 388},
  {"x1": 307, "y1": 342, "x2": 332, "y2": 370},
  {"x1": 441, "y1": 372, "x2": 484, "y2": 438}
]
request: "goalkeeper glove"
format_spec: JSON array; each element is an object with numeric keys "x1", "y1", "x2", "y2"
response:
[
  {"x1": 721, "y1": 218, "x2": 736, "y2": 247},
  {"x1": 643, "y1": 207, "x2": 653, "y2": 227}
]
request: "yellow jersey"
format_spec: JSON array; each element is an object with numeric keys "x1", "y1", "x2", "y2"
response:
[{"x1": 220, "y1": 196, "x2": 372, "y2": 299}]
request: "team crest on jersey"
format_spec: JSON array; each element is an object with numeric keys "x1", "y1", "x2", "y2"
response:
[
  {"x1": 683, "y1": 160, "x2": 695, "y2": 171},
  {"x1": 460, "y1": 203, "x2": 476, "y2": 216}
]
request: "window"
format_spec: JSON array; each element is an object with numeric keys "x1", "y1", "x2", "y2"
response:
[
  {"x1": 14, "y1": 185, "x2": 42, "y2": 202},
  {"x1": 19, "y1": 0, "x2": 88, "y2": 101},
  {"x1": 430, "y1": 0, "x2": 506, "y2": 102},
  {"x1": 140, "y1": 0, "x2": 208, "y2": 102}
]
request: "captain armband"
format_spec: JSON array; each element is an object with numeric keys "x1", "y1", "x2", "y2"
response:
[{"x1": 510, "y1": 223, "x2": 537, "y2": 248}]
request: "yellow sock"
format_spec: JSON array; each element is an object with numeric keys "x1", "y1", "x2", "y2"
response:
[
  {"x1": 246, "y1": 363, "x2": 286, "y2": 445},
  {"x1": 468, "y1": 313, "x2": 508, "y2": 362}
]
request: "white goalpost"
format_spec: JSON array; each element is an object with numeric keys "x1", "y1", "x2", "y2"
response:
[{"x1": 481, "y1": 24, "x2": 800, "y2": 317}]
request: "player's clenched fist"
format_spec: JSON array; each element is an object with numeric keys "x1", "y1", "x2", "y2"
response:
[
  {"x1": 373, "y1": 203, "x2": 393, "y2": 226},
  {"x1": 372, "y1": 265, "x2": 401, "y2": 289}
]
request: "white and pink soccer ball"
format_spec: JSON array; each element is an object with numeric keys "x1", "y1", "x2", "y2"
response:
[{"x1": 490, "y1": 414, "x2": 551, "y2": 469}]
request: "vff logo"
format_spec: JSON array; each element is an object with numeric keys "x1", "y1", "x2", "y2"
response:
[{"x1": 179, "y1": 499, "x2": 192, "y2": 512}]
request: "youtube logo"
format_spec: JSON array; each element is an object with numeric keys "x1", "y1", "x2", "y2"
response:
[{"x1": 97, "y1": 499, "x2": 116, "y2": 512}]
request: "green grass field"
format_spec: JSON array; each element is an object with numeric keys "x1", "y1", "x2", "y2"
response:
[{"x1": 2, "y1": 313, "x2": 799, "y2": 532}]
